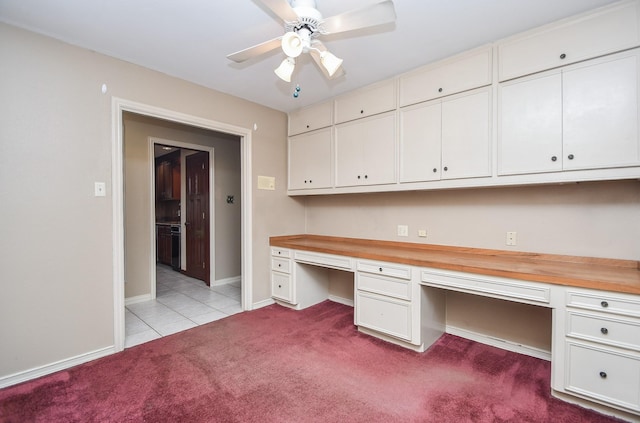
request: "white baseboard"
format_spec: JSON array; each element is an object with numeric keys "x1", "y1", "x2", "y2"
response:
[
  {"x1": 251, "y1": 297, "x2": 275, "y2": 310},
  {"x1": 446, "y1": 325, "x2": 551, "y2": 361},
  {"x1": 213, "y1": 275, "x2": 241, "y2": 287},
  {"x1": 125, "y1": 294, "x2": 152, "y2": 306},
  {"x1": 328, "y1": 295, "x2": 354, "y2": 307},
  {"x1": 0, "y1": 346, "x2": 115, "y2": 389}
]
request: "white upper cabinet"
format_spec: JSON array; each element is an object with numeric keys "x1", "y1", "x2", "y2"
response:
[
  {"x1": 498, "y1": 0, "x2": 640, "y2": 82},
  {"x1": 288, "y1": 100, "x2": 333, "y2": 136},
  {"x1": 288, "y1": 128, "x2": 333, "y2": 190},
  {"x1": 334, "y1": 80, "x2": 397, "y2": 124},
  {"x1": 400, "y1": 88, "x2": 492, "y2": 183},
  {"x1": 400, "y1": 46, "x2": 492, "y2": 107},
  {"x1": 499, "y1": 49, "x2": 640, "y2": 176},
  {"x1": 335, "y1": 111, "x2": 397, "y2": 187}
]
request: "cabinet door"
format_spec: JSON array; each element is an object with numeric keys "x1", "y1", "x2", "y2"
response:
[
  {"x1": 288, "y1": 100, "x2": 333, "y2": 136},
  {"x1": 335, "y1": 112, "x2": 396, "y2": 187},
  {"x1": 334, "y1": 80, "x2": 396, "y2": 124},
  {"x1": 399, "y1": 100, "x2": 442, "y2": 183},
  {"x1": 288, "y1": 128, "x2": 332, "y2": 190},
  {"x1": 441, "y1": 89, "x2": 492, "y2": 180},
  {"x1": 498, "y1": 72, "x2": 563, "y2": 175},
  {"x1": 563, "y1": 52, "x2": 640, "y2": 170},
  {"x1": 498, "y1": 1, "x2": 640, "y2": 81}
]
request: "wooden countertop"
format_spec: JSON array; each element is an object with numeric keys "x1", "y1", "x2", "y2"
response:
[{"x1": 270, "y1": 235, "x2": 640, "y2": 295}]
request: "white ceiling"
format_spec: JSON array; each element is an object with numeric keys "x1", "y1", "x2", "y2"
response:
[{"x1": 0, "y1": 0, "x2": 620, "y2": 113}]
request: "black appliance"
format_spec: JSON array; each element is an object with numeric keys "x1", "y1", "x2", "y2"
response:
[{"x1": 171, "y1": 224, "x2": 181, "y2": 270}]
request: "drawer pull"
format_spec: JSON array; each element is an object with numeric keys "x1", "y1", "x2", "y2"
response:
[
  {"x1": 379, "y1": 267, "x2": 383, "y2": 272},
  {"x1": 600, "y1": 301, "x2": 609, "y2": 308},
  {"x1": 278, "y1": 284, "x2": 282, "y2": 288},
  {"x1": 599, "y1": 371, "x2": 607, "y2": 379},
  {"x1": 560, "y1": 53, "x2": 567, "y2": 60},
  {"x1": 278, "y1": 264, "x2": 282, "y2": 267},
  {"x1": 600, "y1": 327, "x2": 608, "y2": 335}
]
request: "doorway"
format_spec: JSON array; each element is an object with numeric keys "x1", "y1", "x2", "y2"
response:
[{"x1": 113, "y1": 98, "x2": 254, "y2": 352}]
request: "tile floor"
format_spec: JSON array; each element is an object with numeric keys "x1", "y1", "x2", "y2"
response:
[{"x1": 125, "y1": 264, "x2": 242, "y2": 348}]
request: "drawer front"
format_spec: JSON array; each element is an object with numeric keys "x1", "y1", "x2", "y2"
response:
[
  {"x1": 334, "y1": 80, "x2": 397, "y2": 124},
  {"x1": 566, "y1": 290, "x2": 640, "y2": 318},
  {"x1": 271, "y1": 257, "x2": 291, "y2": 274},
  {"x1": 271, "y1": 272, "x2": 293, "y2": 303},
  {"x1": 288, "y1": 100, "x2": 333, "y2": 136},
  {"x1": 400, "y1": 46, "x2": 492, "y2": 106},
  {"x1": 293, "y1": 250, "x2": 353, "y2": 271},
  {"x1": 565, "y1": 341, "x2": 640, "y2": 411},
  {"x1": 421, "y1": 268, "x2": 550, "y2": 305},
  {"x1": 356, "y1": 291, "x2": 412, "y2": 341},
  {"x1": 271, "y1": 247, "x2": 291, "y2": 258},
  {"x1": 357, "y1": 272, "x2": 411, "y2": 301},
  {"x1": 498, "y1": 1, "x2": 640, "y2": 81},
  {"x1": 567, "y1": 311, "x2": 640, "y2": 352},
  {"x1": 357, "y1": 260, "x2": 411, "y2": 280}
]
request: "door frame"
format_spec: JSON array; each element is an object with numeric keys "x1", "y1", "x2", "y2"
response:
[
  {"x1": 149, "y1": 137, "x2": 216, "y2": 298},
  {"x1": 112, "y1": 97, "x2": 253, "y2": 352}
]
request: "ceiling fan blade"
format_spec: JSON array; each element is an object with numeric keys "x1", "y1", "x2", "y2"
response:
[
  {"x1": 257, "y1": 0, "x2": 299, "y2": 23},
  {"x1": 321, "y1": 0, "x2": 396, "y2": 34},
  {"x1": 310, "y1": 41, "x2": 345, "y2": 79},
  {"x1": 227, "y1": 37, "x2": 283, "y2": 63}
]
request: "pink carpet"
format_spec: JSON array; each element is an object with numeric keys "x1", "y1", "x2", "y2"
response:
[{"x1": 0, "y1": 301, "x2": 626, "y2": 422}]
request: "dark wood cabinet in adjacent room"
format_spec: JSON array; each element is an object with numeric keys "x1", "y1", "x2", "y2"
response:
[
  {"x1": 155, "y1": 150, "x2": 181, "y2": 201},
  {"x1": 157, "y1": 224, "x2": 172, "y2": 265}
]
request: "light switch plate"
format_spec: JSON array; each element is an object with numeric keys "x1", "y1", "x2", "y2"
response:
[{"x1": 94, "y1": 182, "x2": 106, "y2": 197}]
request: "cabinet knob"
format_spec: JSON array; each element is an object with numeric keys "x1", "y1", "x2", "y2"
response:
[
  {"x1": 599, "y1": 371, "x2": 607, "y2": 379},
  {"x1": 438, "y1": 88, "x2": 443, "y2": 93},
  {"x1": 309, "y1": 180, "x2": 312, "y2": 183},
  {"x1": 567, "y1": 154, "x2": 574, "y2": 160},
  {"x1": 278, "y1": 284, "x2": 282, "y2": 288},
  {"x1": 306, "y1": 124, "x2": 310, "y2": 128},
  {"x1": 357, "y1": 175, "x2": 361, "y2": 179},
  {"x1": 360, "y1": 109, "x2": 364, "y2": 114},
  {"x1": 560, "y1": 53, "x2": 566, "y2": 59},
  {"x1": 551, "y1": 156, "x2": 557, "y2": 162},
  {"x1": 364, "y1": 175, "x2": 368, "y2": 179},
  {"x1": 601, "y1": 301, "x2": 609, "y2": 308},
  {"x1": 379, "y1": 267, "x2": 383, "y2": 272},
  {"x1": 433, "y1": 168, "x2": 437, "y2": 173},
  {"x1": 304, "y1": 180, "x2": 308, "y2": 183},
  {"x1": 443, "y1": 166, "x2": 448, "y2": 171},
  {"x1": 600, "y1": 327, "x2": 608, "y2": 335},
  {"x1": 278, "y1": 264, "x2": 282, "y2": 267}
]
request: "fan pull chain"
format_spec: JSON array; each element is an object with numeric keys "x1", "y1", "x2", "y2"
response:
[{"x1": 293, "y1": 84, "x2": 301, "y2": 98}]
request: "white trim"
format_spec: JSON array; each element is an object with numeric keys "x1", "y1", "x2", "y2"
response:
[
  {"x1": 0, "y1": 346, "x2": 115, "y2": 389},
  {"x1": 252, "y1": 298, "x2": 276, "y2": 310},
  {"x1": 112, "y1": 97, "x2": 253, "y2": 352},
  {"x1": 149, "y1": 137, "x2": 216, "y2": 295},
  {"x1": 213, "y1": 275, "x2": 242, "y2": 286},
  {"x1": 124, "y1": 294, "x2": 152, "y2": 306},
  {"x1": 446, "y1": 325, "x2": 552, "y2": 361},
  {"x1": 328, "y1": 295, "x2": 354, "y2": 307}
]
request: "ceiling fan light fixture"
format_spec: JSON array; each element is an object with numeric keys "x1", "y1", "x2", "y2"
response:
[
  {"x1": 320, "y1": 51, "x2": 343, "y2": 77},
  {"x1": 274, "y1": 57, "x2": 296, "y2": 82},
  {"x1": 281, "y1": 32, "x2": 304, "y2": 58}
]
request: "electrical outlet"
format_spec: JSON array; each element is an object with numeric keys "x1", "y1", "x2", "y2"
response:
[
  {"x1": 397, "y1": 225, "x2": 409, "y2": 237},
  {"x1": 506, "y1": 231, "x2": 517, "y2": 246},
  {"x1": 418, "y1": 229, "x2": 427, "y2": 238}
]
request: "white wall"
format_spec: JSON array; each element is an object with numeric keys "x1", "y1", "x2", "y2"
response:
[{"x1": 0, "y1": 23, "x2": 306, "y2": 382}]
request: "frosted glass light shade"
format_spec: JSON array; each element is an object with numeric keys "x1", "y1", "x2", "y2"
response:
[
  {"x1": 274, "y1": 57, "x2": 296, "y2": 82},
  {"x1": 282, "y1": 32, "x2": 304, "y2": 58},
  {"x1": 320, "y1": 51, "x2": 343, "y2": 77}
]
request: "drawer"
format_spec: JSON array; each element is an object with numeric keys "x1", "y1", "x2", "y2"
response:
[
  {"x1": 498, "y1": 1, "x2": 640, "y2": 81},
  {"x1": 565, "y1": 341, "x2": 640, "y2": 412},
  {"x1": 288, "y1": 100, "x2": 333, "y2": 136},
  {"x1": 400, "y1": 46, "x2": 492, "y2": 107},
  {"x1": 356, "y1": 291, "x2": 412, "y2": 342},
  {"x1": 421, "y1": 268, "x2": 550, "y2": 305},
  {"x1": 271, "y1": 247, "x2": 290, "y2": 258},
  {"x1": 566, "y1": 290, "x2": 640, "y2": 318},
  {"x1": 357, "y1": 272, "x2": 411, "y2": 301},
  {"x1": 334, "y1": 79, "x2": 397, "y2": 124},
  {"x1": 271, "y1": 257, "x2": 291, "y2": 274},
  {"x1": 357, "y1": 260, "x2": 411, "y2": 280},
  {"x1": 271, "y1": 272, "x2": 293, "y2": 303},
  {"x1": 567, "y1": 311, "x2": 640, "y2": 352},
  {"x1": 293, "y1": 250, "x2": 353, "y2": 271}
]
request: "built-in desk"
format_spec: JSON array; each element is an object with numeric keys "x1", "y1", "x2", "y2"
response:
[{"x1": 269, "y1": 235, "x2": 640, "y2": 419}]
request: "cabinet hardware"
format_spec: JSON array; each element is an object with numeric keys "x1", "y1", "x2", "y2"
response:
[
  {"x1": 360, "y1": 109, "x2": 364, "y2": 114},
  {"x1": 379, "y1": 267, "x2": 383, "y2": 272},
  {"x1": 306, "y1": 124, "x2": 310, "y2": 128},
  {"x1": 601, "y1": 301, "x2": 609, "y2": 308},
  {"x1": 560, "y1": 53, "x2": 566, "y2": 59},
  {"x1": 364, "y1": 175, "x2": 368, "y2": 179},
  {"x1": 278, "y1": 264, "x2": 282, "y2": 268},
  {"x1": 443, "y1": 166, "x2": 448, "y2": 171},
  {"x1": 278, "y1": 284, "x2": 282, "y2": 288},
  {"x1": 551, "y1": 156, "x2": 557, "y2": 162},
  {"x1": 568, "y1": 154, "x2": 574, "y2": 160},
  {"x1": 433, "y1": 168, "x2": 437, "y2": 173},
  {"x1": 600, "y1": 327, "x2": 608, "y2": 335},
  {"x1": 438, "y1": 88, "x2": 443, "y2": 93},
  {"x1": 599, "y1": 371, "x2": 607, "y2": 379}
]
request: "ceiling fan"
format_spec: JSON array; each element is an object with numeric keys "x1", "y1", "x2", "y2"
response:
[{"x1": 227, "y1": 0, "x2": 396, "y2": 82}]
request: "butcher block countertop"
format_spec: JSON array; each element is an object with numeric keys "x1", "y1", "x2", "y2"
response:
[{"x1": 270, "y1": 235, "x2": 640, "y2": 296}]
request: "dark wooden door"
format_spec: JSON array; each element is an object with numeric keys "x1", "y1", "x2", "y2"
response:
[{"x1": 185, "y1": 151, "x2": 210, "y2": 285}]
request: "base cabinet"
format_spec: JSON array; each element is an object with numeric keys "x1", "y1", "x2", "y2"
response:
[{"x1": 356, "y1": 291, "x2": 413, "y2": 341}]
